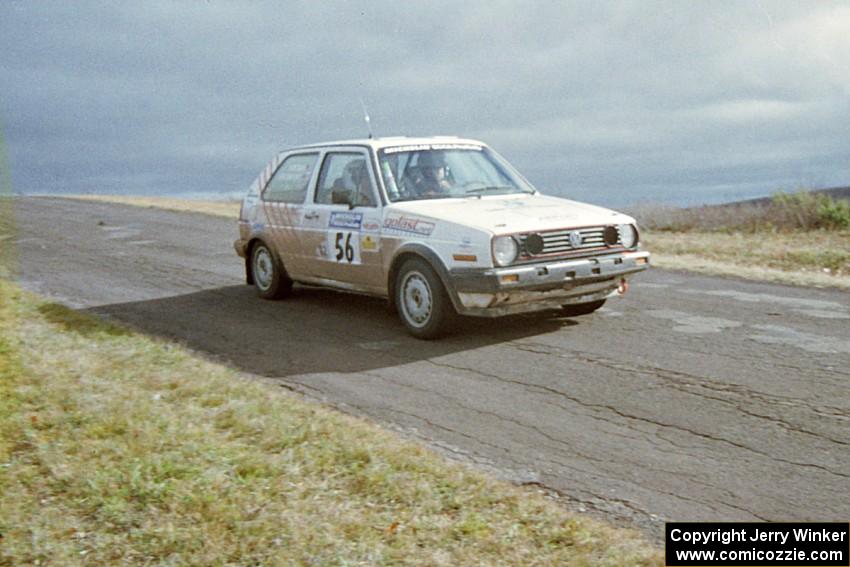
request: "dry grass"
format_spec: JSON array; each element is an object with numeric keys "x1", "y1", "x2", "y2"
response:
[
  {"x1": 643, "y1": 230, "x2": 850, "y2": 289},
  {"x1": 63, "y1": 194, "x2": 241, "y2": 219},
  {"x1": 631, "y1": 190, "x2": 850, "y2": 288},
  {"x1": 0, "y1": 281, "x2": 661, "y2": 566}
]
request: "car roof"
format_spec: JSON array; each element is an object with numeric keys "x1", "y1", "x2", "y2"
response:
[{"x1": 282, "y1": 136, "x2": 486, "y2": 153}]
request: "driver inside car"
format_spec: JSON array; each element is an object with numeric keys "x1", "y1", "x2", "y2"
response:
[
  {"x1": 332, "y1": 158, "x2": 375, "y2": 206},
  {"x1": 411, "y1": 152, "x2": 453, "y2": 197}
]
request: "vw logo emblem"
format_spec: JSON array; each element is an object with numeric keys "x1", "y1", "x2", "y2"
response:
[{"x1": 569, "y1": 231, "x2": 583, "y2": 248}]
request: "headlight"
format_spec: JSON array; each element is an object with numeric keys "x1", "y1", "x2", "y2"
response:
[
  {"x1": 618, "y1": 224, "x2": 638, "y2": 248},
  {"x1": 492, "y1": 235, "x2": 518, "y2": 266}
]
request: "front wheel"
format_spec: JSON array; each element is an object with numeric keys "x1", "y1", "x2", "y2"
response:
[
  {"x1": 560, "y1": 299, "x2": 605, "y2": 317},
  {"x1": 395, "y1": 258, "x2": 456, "y2": 339},
  {"x1": 251, "y1": 242, "x2": 292, "y2": 300}
]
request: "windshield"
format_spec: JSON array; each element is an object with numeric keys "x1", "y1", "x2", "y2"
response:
[{"x1": 377, "y1": 145, "x2": 535, "y2": 202}]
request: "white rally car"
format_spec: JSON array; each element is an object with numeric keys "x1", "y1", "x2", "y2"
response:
[{"x1": 235, "y1": 136, "x2": 650, "y2": 338}]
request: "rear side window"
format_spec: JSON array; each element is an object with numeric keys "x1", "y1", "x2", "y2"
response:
[{"x1": 263, "y1": 153, "x2": 318, "y2": 203}]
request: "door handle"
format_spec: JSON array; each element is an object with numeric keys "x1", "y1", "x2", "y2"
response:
[{"x1": 304, "y1": 211, "x2": 319, "y2": 220}]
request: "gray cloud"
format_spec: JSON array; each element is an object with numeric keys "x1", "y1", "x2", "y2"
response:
[{"x1": 1, "y1": 1, "x2": 848, "y2": 206}]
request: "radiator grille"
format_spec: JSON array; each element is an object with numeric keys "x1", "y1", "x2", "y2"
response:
[{"x1": 519, "y1": 226, "x2": 621, "y2": 257}]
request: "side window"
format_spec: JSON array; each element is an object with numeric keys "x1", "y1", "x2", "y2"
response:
[
  {"x1": 315, "y1": 152, "x2": 376, "y2": 207},
  {"x1": 263, "y1": 153, "x2": 318, "y2": 203}
]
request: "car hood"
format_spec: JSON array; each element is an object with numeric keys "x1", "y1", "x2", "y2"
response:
[{"x1": 385, "y1": 193, "x2": 634, "y2": 234}]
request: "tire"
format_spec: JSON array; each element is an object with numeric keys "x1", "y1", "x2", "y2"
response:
[
  {"x1": 560, "y1": 299, "x2": 606, "y2": 317},
  {"x1": 395, "y1": 257, "x2": 456, "y2": 339},
  {"x1": 251, "y1": 241, "x2": 292, "y2": 300}
]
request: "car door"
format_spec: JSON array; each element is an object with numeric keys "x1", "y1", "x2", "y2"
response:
[
  {"x1": 298, "y1": 148, "x2": 384, "y2": 292},
  {"x1": 259, "y1": 152, "x2": 320, "y2": 279}
]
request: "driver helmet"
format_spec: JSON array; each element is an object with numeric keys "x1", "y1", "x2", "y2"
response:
[
  {"x1": 417, "y1": 151, "x2": 447, "y2": 169},
  {"x1": 417, "y1": 151, "x2": 448, "y2": 182}
]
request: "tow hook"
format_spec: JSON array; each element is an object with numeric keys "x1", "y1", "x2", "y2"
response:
[{"x1": 617, "y1": 277, "x2": 629, "y2": 295}]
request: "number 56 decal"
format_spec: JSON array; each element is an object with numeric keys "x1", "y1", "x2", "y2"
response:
[{"x1": 328, "y1": 231, "x2": 360, "y2": 264}]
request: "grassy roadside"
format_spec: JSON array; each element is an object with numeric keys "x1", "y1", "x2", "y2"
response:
[
  {"x1": 642, "y1": 230, "x2": 850, "y2": 289},
  {"x1": 62, "y1": 193, "x2": 850, "y2": 289},
  {"x1": 636, "y1": 191, "x2": 850, "y2": 289},
  {"x1": 0, "y1": 280, "x2": 661, "y2": 565}
]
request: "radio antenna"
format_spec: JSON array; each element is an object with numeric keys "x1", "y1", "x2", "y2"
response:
[{"x1": 359, "y1": 98, "x2": 373, "y2": 139}]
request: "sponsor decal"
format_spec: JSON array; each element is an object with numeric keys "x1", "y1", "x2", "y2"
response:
[
  {"x1": 362, "y1": 220, "x2": 380, "y2": 232},
  {"x1": 361, "y1": 235, "x2": 378, "y2": 251},
  {"x1": 383, "y1": 144, "x2": 431, "y2": 154},
  {"x1": 383, "y1": 143, "x2": 482, "y2": 154},
  {"x1": 329, "y1": 211, "x2": 363, "y2": 230},
  {"x1": 382, "y1": 214, "x2": 436, "y2": 236},
  {"x1": 430, "y1": 143, "x2": 482, "y2": 151}
]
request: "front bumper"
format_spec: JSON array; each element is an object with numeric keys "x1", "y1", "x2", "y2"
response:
[{"x1": 447, "y1": 250, "x2": 650, "y2": 316}]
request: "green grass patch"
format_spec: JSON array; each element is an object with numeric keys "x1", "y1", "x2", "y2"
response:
[
  {"x1": 0, "y1": 280, "x2": 660, "y2": 565},
  {"x1": 771, "y1": 192, "x2": 850, "y2": 231}
]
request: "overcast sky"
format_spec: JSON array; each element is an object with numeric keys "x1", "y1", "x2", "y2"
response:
[{"x1": 2, "y1": 1, "x2": 848, "y2": 207}]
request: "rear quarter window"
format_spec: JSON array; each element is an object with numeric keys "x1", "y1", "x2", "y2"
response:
[{"x1": 263, "y1": 153, "x2": 318, "y2": 203}]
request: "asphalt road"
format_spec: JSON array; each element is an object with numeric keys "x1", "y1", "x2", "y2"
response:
[{"x1": 8, "y1": 197, "x2": 850, "y2": 538}]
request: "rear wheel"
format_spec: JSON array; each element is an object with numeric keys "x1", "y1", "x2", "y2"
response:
[
  {"x1": 396, "y1": 258, "x2": 455, "y2": 339},
  {"x1": 560, "y1": 299, "x2": 605, "y2": 317},
  {"x1": 251, "y1": 242, "x2": 292, "y2": 300}
]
